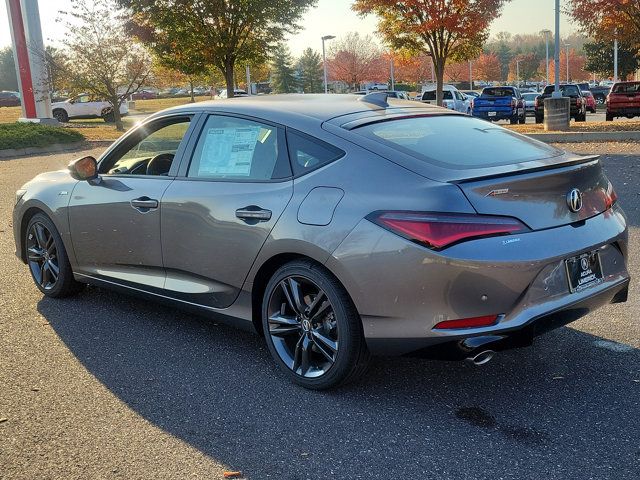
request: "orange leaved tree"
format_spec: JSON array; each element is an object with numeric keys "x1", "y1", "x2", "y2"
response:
[
  {"x1": 474, "y1": 53, "x2": 502, "y2": 83},
  {"x1": 568, "y1": 0, "x2": 640, "y2": 50},
  {"x1": 353, "y1": 0, "x2": 511, "y2": 105}
]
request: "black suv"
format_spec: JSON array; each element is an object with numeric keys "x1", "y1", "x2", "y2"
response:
[{"x1": 534, "y1": 84, "x2": 587, "y2": 123}]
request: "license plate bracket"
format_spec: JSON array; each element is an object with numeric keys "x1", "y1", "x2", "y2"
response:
[{"x1": 565, "y1": 251, "x2": 604, "y2": 293}]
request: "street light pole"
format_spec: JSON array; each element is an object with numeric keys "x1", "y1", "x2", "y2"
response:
[
  {"x1": 553, "y1": 0, "x2": 561, "y2": 98},
  {"x1": 516, "y1": 59, "x2": 521, "y2": 88},
  {"x1": 541, "y1": 29, "x2": 551, "y2": 85},
  {"x1": 565, "y1": 43, "x2": 570, "y2": 82},
  {"x1": 614, "y1": 32, "x2": 619, "y2": 82},
  {"x1": 469, "y1": 60, "x2": 472, "y2": 90},
  {"x1": 321, "y1": 35, "x2": 335, "y2": 94},
  {"x1": 390, "y1": 57, "x2": 395, "y2": 91}
]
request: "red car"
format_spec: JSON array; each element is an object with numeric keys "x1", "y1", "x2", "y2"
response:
[
  {"x1": 606, "y1": 81, "x2": 640, "y2": 121},
  {"x1": 0, "y1": 91, "x2": 20, "y2": 107},
  {"x1": 581, "y1": 90, "x2": 596, "y2": 113},
  {"x1": 131, "y1": 90, "x2": 158, "y2": 100}
]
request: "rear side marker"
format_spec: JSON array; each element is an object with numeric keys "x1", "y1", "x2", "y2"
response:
[{"x1": 434, "y1": 315, "x2": 499, "y2": 330}]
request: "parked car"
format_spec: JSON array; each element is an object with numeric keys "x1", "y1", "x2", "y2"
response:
[
  {"x1": 606, "y1": 81, "x2": 640, "y2": 121},
  {"x1": 51, "y1": 94, "x2": 128, "y2": 123},
  {"x1": 461, "y1": 90, "x2": 480, "y2": 99},
  {"x1": 534, "y1": 84, "x2": 587, "y2": 123},
  {"x1": 12, "y1": 93, "x2": 629, "y2": 389},
  {"x1": 421, "y1": 85, "x2": 470, "y2": 113},
  {"x1": 0, "y1": 91, "x2": 20, "y2": 107},
  {"x1": 582, "y1": 90, "x2": 597, "y2": 113},
  {"x1": 471, "y1": 86, "x2": 526, "y2": 124},
  {"x1": 216, "y1": 88, "x2": 249, "y2": 99},
  {"x1": 367, "y1": 83, "x2": 389, "y2": 91},
  {"x1": 591, "y1": 85, "x2": 612, "y2": 105},
  {"x1": 521, "y1": 92, "x2": 539, "y2": 116},
  {"x1": 131, "y1": 89, "x2": 158, "y2": 100},
  {"x1": 354, "y1": 90, "x2": 410, "y2": 100}
]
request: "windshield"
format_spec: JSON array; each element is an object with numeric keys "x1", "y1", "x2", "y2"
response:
[
  {"x1": 543, "y1": 85, "x2": 580, "y2": 96},
  {"x1": 612, "y1": 82, "x2": 640, "y2": 93},
  {"x1": 481, "y1": 88, "x2": 516, "y2": 97},
  {"x1": 422, "y1": 91, "x2": 453, "y2": 100},
  {"x1": 353, "y1": 115, "x2": 559, "y2": 170},
  {"x1": 522, "y1": 93, "x2": 539, "y2": 100}
]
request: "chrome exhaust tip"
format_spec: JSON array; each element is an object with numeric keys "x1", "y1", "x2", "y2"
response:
[{"x1": 465, "y1": 350, "x2": 495, "y2": 366}]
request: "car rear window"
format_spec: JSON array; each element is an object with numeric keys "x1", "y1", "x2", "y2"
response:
[
  {"x1": 481, "y1": 88, "x2": 515, "y2": 97},
  {"x1": 543, "y1": 85, "x2": 580, "y2": 96},
  {"x1": 422, "y1": 91, "x2": 453, "y2": 100},
  {"x1": 353, "y1": 115, "x2": 559, "y2": 170},
  {"x1": 612, "y1": 82, "x2": 640, "y2": 93},
  {"x1": 522, "y1": 93, "x2": 539, "y2": 100}
]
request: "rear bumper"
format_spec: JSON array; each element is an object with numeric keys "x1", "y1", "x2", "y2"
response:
[
  {"x1": 607, "y1": 107, "x2": 640, "y2": 117},
  {"x1": 327, "y1": 207, "x2": 629, "y2": 356},
  {"x1": 472, "y1": 110, "x2": 515, "y2": 120}
]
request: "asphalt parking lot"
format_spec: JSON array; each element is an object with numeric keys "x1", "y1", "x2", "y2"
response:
[{"x1": 1, "y1": 144, "x2": 638, "y2": 479}]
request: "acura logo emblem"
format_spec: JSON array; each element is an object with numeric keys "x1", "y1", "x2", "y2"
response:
[{"x1": 567, "y1": 188, "x2": 583, "y2": 212}]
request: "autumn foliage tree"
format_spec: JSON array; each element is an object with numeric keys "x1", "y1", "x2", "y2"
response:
[
  {"x1": 569, "y1": 0, "x2": 640, "y2": 51},
  {"x1": 507, "y1": 53, "x2": 540, "y2": 84},
  {"x1": 474, "y1": 53, "x2": 502, "y2": 82},
  {"x1": 353, "y1": 0, "x2": 511, "y2": 105},
  {"x1": 327, "y1": 33, "x2": 388, "y2": 90},
  {"x1": 391, "y1": 51, "x2": 433, "y2": 85},
  {"x1": 544, "y1": 49, "x2": 588, "y2": 83},
  {"x1": 444, "y1": 62, "x2": 469, "y2": 83}
]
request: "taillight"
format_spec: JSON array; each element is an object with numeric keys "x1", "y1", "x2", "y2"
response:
[
  {"x1": 470, "y1": 99, "x2": 474, "y2": 109},
  {"x1": 534, "y1": 98, "x2": 539, "y2": 108},
  {"x1": 605, "y1": 181, "x2": 618, "y2": 209},
  {"x1": 576, "y1": 98, "x2": 582, "y2": 106},
  {"x1": 511, "y1": 98, "x2": 516, "y2": 108},
  {"x1": 367, "y1": 211, "x2": 529, "y2": 250},
  {"x1": 434, "y1": 315, "x2": 498, "y2": 330}
]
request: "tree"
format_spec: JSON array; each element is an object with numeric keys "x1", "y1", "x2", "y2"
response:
[
  {"x1": 60, "y1": 0, "x2": 150, "y2": 131},
  {"x1": 327, "y1": 32, "x2": 387, "y2": 90},
  {"x1": 444, "y1": 62, "x2": 468, "y2": 83},
  {"x1": 391, "y1": 51, "x2": 433, "y2": 86},
  {"x1": 117, "y1": 0, "x2": 316, "y2": 98},
  {"x1": 583, "y1": 41, "x2": 639, "y2": 80},
  {"x1": 569, "y1": 0, "x2": 640, "y2": 51},
  {"x1": 353, "y1": 0, "x2": 511, "y2": 106},
  {"x1": 545, "y1": 49, "x2": 588, "y2": 83},
  {"x1": 271, "y1": 44, "x2": 298, "y2": 93},
  {"x1": 474, "y1": 53, "x2": 502, "y2": 82},
  {"x1": 507, "y1": 53, "x2": 540, "y2": 84},
  {"x1": 0, "y1": 48, "x2": 18, "y2": 91},
  {"x1": 297, "y1": 48, "x2": 323, "y2": 93}
]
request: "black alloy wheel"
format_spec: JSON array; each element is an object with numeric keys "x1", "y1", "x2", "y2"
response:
[
  {"x1": 263, "y1": 261, "x2": 370, "y2": 389},
  {"x1": 25, "y1": 213, "x2": 84, "y2": 297}
]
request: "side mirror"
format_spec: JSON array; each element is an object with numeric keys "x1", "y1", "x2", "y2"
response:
[{"x1": 69, "y1": 156, "x2": 98, "y2": 181}]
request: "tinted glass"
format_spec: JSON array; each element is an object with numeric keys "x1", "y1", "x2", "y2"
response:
[
  {"x1": 543, "y1": 85, "x2": 580, "y2": 96},
  {"x1": 481, "y1": 88, "x2": 516, "y2": 97},
  {"x1": 522, "y1": 93, "x2": 539, "y2": 100},
  {"x1": 354, "y1": 115, "x2": 560, "y2": 170},
  {"x1": 287, "y1": 130, "x2": 344, "y2": 176},
  {"x1": 104, "y1": 118, "x2": 191, "y2": 175},
  {"x1": 612, "y1": 82, "x2": 640, "y2": 93},
  {"x1": 188, "y1": 115, "x2": 284, "y2": 180},
  {"x1": 422, "y1": 91, "x2": 453, "y2": 100}
]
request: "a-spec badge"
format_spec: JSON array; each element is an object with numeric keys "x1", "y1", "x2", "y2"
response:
[{"x1": 485, "y1": 188, "x2": 509, "y2": 197}]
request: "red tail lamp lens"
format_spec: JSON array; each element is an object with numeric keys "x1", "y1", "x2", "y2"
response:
[
  {"x1": 605, "y1": 181, "x2": 618, "y2": 209},
  {"x1": 434, "y1": 315, "x2": 499, "y2": 330},
  {"x1": 368, "y1": 212, "x2": 528, "y2": 250}
]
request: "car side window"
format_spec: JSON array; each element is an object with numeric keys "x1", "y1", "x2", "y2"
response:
[
  {"x1": 188, "y1": 115, "x2": 290, "y2": 181},
  {"x1": 286, "y1": 130, "x2": 345, "y2": 176},
  {"x1": 99, "y1": 116, "x2": 191, "y2": 176}
]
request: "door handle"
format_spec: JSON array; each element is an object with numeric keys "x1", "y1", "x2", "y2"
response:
[
  {"x1": 235, "y1": 206, "x2": 272, "y2": 222},
  {"x1": 131, "y1": 196, "x2": 159, "y2": 211}
]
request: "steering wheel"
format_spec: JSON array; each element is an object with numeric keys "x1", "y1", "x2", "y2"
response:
[{"x1": 146, "y1": 153, "x2": 175, "y2": 176}]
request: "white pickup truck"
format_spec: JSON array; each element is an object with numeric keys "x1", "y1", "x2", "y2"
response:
[{"x1": 51, "y1": 94, "x2": 128, "y2": 123}]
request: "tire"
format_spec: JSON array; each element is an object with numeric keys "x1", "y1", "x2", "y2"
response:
[
  {"x1": 102, "y1": 109, "x2": 115, "y2": 123},
  {"x1": 535, "y1": 114, "x2": 543, "y2": 124},
  {"x1": 606, "y1": 113, "x2": 614, "y2": 121},
  {"x1": 262, "y1": 260, "x2": 370, "y2": 390},
  {"x1": 52, "y1": 109, "x2": 68, "y2": 123},
  {"x1": 510, "y1": 115, "x2": 518, "y2": 125},
  {"x1": 575, "y1": 113, "x2": 586, "y2": 122},
  {"x1": 25, "y1": 213, "x2": 84, "y2": 298},
  {"x1": 518, "y1": 114, "x2": 526, "y2": 124}
]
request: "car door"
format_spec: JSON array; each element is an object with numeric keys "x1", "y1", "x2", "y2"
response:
[
  {"x1": 160, "y1": 113, "x2": 294, "y2": 308},
  {"x1": 68, "y1": 114, "x2": 196, "y2": 288}
]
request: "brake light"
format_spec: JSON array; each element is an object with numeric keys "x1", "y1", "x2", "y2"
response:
[
  {"x1": 605, "y1": 181, "x2": 618, "y2": 209},
  {"x1": 434, "y1": 315, "x2": 498, "y2": 330},
  {"x1": 534, "y1": 97, "x2": 539, "y2": 108},
  {"x1": 576, "y1": 98, "x2": 582, "y2": 106},
  {"x1": 511, "y1": 98, "x2": 516, "y2": 108},
  {"x1": 367, "y1": 211, "x2": 529, "y2": 250},
  {"x1": 470, "y1": 99, "x2": 474, "y2": 109}
]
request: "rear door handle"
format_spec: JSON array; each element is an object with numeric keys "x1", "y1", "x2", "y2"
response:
[
  {"x1": 235, "y1": 206, "x2": 272, "y2": 222},
  {"x1": 131, "y1": 196, "x2": 159, "y2": 211}
]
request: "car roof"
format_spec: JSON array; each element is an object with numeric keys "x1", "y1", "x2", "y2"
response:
[{"x1": 152, "y1": 94, "x2": 441, "y2": 125}]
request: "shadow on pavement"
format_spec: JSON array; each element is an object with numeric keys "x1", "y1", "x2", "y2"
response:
[{"x1": 38, "y1": 288, "x2": 639, "y2": 479}]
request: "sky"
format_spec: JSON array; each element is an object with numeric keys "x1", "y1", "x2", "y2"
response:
[{"x1": 1, "y1": 0, "x2": 574, "y2": 57}]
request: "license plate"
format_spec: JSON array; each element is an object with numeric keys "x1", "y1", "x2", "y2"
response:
[
  {"x1": 565, "y1": 251, "x2": 604, "y2": 293},
  {"x1": 488, "y1": 111, "x2": 497, "y2": 117}
]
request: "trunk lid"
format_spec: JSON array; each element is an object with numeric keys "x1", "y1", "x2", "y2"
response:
[{"x1": 456, "y1": 158, "x2": 611, "y2": 230}]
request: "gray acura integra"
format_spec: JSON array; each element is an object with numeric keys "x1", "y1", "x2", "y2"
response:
[{"x1": 13, "y1": 93, "x2": 629, "y2": 389}]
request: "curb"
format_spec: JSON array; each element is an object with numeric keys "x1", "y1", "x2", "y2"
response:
[
  {"x1": 0, "y1": 140, "x2": 112, "y2": 159},
  {"x1": 526, "y1": 131, "x2": 640, "y2": 143}
]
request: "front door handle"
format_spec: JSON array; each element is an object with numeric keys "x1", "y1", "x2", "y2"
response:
[
  {"x1": 235, "y1": 206, "x2": 272, "y2": 222},
  {"x1": 131, "y1": 196, "x2": 159, "y2": 211}
]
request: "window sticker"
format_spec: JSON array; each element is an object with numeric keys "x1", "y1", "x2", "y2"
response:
[{"x1": 198, "y1": 126, "x2": 260, "y2": 176}]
